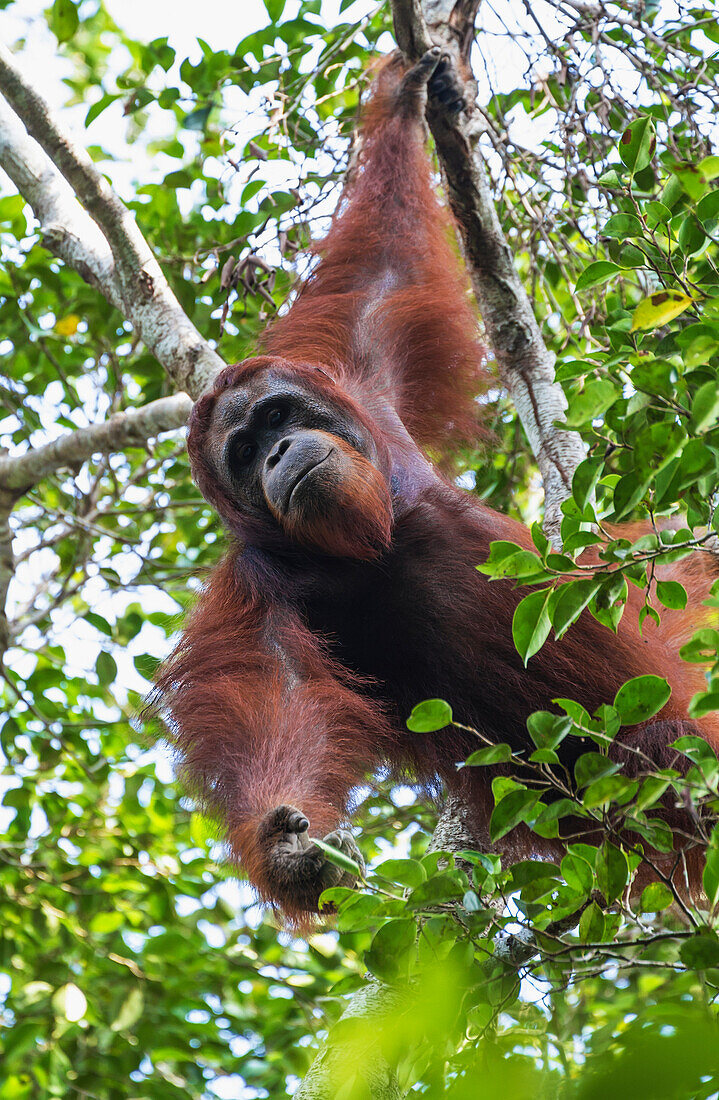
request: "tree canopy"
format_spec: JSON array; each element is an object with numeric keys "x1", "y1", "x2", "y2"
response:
[{"x1": 3, "y1": 0, "x2": 719, "y2": 1097}]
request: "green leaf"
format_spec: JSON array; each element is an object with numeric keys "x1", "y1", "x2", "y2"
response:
[
  {"x1": 671, "y1": 734, "x2": 718, "y2": 765},
  {"x1": 688, "y1": 692, "x2": 719, "y2": 719},
  {"x1": 133, "y1": 653, "x2": 160, "y2": 680},
  {"x1": 110, "y1": 988, "x2": 144, "y2": 1032},
  {"x1": 489, "y1": 789, "x2": 541, "y2": 842},
  {"x1": 645, "y1": 200, "x2": 672, "y2": 228},
  {"x1": 613, "y1": 675, "x2": 671, "y2": 725},
  {"x1": 374, "y1": 859, "x2": 426, "y2": 889},
  {"x1": 633, "y1": 422, "x2": 686, "y2": 480},
  {"x1": 89, "y1": 911, "x2": 124, "y2": 935},
  {"x1": 583, "y1": 775, "x2": 638, "y2": 809},
  {"x1": 551, "y1": 578, "x2": 603, "y2": 639},
  {"x1": 526, "y1": 711, "x2": 573, "y2": 749},
  {"x1": 463, "y1": 890, "x2": 481, "y2": 912},
  {"x1": 630, "y1": 290, "x2": 693, "y2": 331},
  {"x1": 627, "y1": 816, "x2": 674, "y2": 852},
  {"x1": 691, "y1": 381, "x2": 719, "y2": 432},
  {"x1": 311, "y1": 838, "x2": 363, "y2": 879},
  {"x1": 579, "y1": 901, "x2": 605, "y2": 942},
  {"x1": 603, "y1": 213, "x2": 644, "y2": 238},
  {"x1": 183, "y1": 106, "x2": 212, "y2": 131},
  {"x1": 365, "y1": 919, "x2": 416, "y2": 982},
  {"x1": 477, "y1": 547, "x2": 549, "y2": 581},
  {"x1": 575, "y1": 261, "x2": 621, "y2": 292},
  {"x1": 638, "y1": 882, "x2": 674, "y2": 912},
  {"x1": 409, "y1": 871, "x2": 466, "y2": 907},
  {"x1": 611, "y1": 472, "x2": 649, "y2": 520},
  {"x1": 593, "y1": 575, "x2": 628, "y2": 633},
  {"x1": 677, "y1": 213, "x2": 706, "y2": 255},
  {"x1": 680, "y1": 628, "x2": 719, "y2": 663},
  {"x1": 656, "y1": 580, "x2": 687, "y2": 610},
  {"x1": 49, "y1": 0, "x2": 79, "y2": 42},
  {"x1": 595, "y1": 841, "x2": 628, "y2": 903},
  {"x1": 95, "y1": 650, "x2": 117, "y2": 687},
  {"x1": 675, "y1": 324, "x2": 719, "y2": 369},
  {"x1": 512, "y1": 588, "x2": 552, "y2": 665},
  {"x1": 531, "y1": 521, "x2": 550, "y2": 556},
  {"x1": 565, "y1": 380, "x2": 617, "y2": 427},
  {"x1": 572, "y1": 457, "x2": 604, "y2": 511},
  {"x1": 561, "y1": 851, "x2": 594, "y2": 893},
  {"x1": 598, "y1": 168, "x2": 623, "y2": 186},
  {"x1": 703, "y1": 828, "x2": 719, "y2": 907},
  {"x1": 574, "y1": 753, "x2": 620, "y2": 789},
  {"x1": 529, "y1": 748, "x2": 560, "y2": 764},
  {"x1": 635, "y1": 776, "x2": 671, "y2": 812},
  {"x1": 325, "y1": 892, "x2": 382, "y2": 931},
  {"x1": 660, "y1": 173, "x2": 684, "y2": 207},
  {"x1": 407, "y1": 698, "x2": 453, "y2": 732},
  {"x1": 618, "y1": 117, "x2": 655, "y2": 173},
  {"x1": 86, "y1": 93, "x2": 120, "y2": 127},
  {"x1": 511, "y1": 860, "x2": 560, "y2": 890},
  {"x1": 674, "y1": 164, "x2": 711, "y2": 201},
  {"x1": 696, "y1": 189, "x2": 719, "y2": 232},
  {"x1": 84, "y1": 611, "x2": 113, "y2": 636},
  {"x1": 465, "y1": 743, "x2": 512, "y2": 766},
  {"x1": 264, "y1": 0, "x2": 286, "y2": 19},
  {"x1": 680, "y1": 933, "x2": 719, "y2": 969}
]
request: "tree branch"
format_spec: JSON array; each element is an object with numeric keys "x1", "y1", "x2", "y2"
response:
[
  {"x1": 0, "y1": 42, "x2": 150, "y2": 282},
  {"x1": 0, "y1": 502, "x2": 13, "y2": 660},
  {"x1": 0, "y1": 43, "x2": 225, "y2": 399},
  {"x1": 294, "y1": 980, "x2": 404, "y2": 1100},
  {"x1": 294, "y1": 798, "x2": 483, "y2": 1099},
  {"x1": 0, "y1": 94, "x2": 119, "y2": 301},
  {"x1": 0, "y1": 393, "x2": 193, "y2": 495},
  {"x1": 392, "y1": 0, "x2": 586, "y2": 544}
]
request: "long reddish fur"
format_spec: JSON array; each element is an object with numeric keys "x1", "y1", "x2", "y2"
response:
[
  {"x1": 263, "y1": 53, "x2": 487, "y2": 454},
  {"x1": 154, "y1": 55, "x2": 719, "y2": 918},
  {"x1": 157, "y1": 556, "x2": 396, "y2": 918}
]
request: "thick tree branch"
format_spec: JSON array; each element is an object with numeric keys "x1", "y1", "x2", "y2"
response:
[
  {"x1": 0, "y1": 42, "x2": 151, "y2": 281},
  {"x1": 0, "y1": 43, "x2": 224, "y2": 398},
  {"x1": 294, "y1": 799, "x2": 482, "y2": 1100},
  {"x1": 0, "y1": 393, "x2": 193, "y2": 495},
  {"x1": 392, "y1": 0, "x2": 586, "y2": 544},
  {"x1": 0, "y1": 95, "x2": 119, "y2": 301},
  {"x1": 0, "y1": 394, "x2": 192, "y2": 664},
  {"x1": 294, "y1": 980, "x2": 404, "y2": 1100}
]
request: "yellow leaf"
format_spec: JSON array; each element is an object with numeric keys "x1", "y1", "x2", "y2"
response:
[
  {"x1": 55, "y1": 313, "x2": 80, "y2": 336},
  {"x1": 630, "y1": 290, "x2": 693, "y2": 332}
]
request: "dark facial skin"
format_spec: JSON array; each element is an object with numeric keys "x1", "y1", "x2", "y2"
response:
[{"x1": 205, "y1": 371, "x2": 380, "y2": 523}]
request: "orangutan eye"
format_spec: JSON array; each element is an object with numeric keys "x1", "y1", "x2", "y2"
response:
[
  {"x1": 236, "y1": 441, "x2": 256, "y2": 467},
  {"x1": 266, "y1": 406, "x2": 285, "y2": 428}
]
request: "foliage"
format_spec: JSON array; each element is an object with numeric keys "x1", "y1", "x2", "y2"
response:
[{"x1": 3, "y1": 0, "x2": 719, "y2": 1097}]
